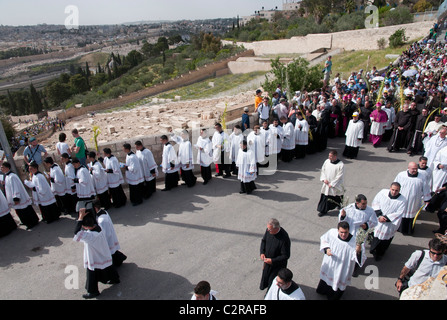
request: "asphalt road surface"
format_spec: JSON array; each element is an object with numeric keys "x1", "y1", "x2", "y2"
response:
[{"x1": 0, "y1": 136, "x2": 439, "y2": 301}]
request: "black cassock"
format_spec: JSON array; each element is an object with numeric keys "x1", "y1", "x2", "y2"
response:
[{"x1": 259, "y1": 227, "x2": 291, "y2": 290}]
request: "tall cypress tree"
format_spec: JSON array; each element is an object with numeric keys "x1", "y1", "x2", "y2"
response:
[{"x1": 29, "y1": 83, "x2": 43, "y2": 114}]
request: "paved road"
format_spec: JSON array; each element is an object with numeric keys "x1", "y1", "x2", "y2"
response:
[{"x1": 0, "y1": 136, "x2": 438, "y2": 300}]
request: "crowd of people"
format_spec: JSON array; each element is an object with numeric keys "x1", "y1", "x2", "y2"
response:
[{"x1": 1, "y1": 25, "x2": 447, "y2": 300}]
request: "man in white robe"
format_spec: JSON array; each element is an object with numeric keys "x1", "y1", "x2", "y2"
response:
[
  {"x1": 0, "y1": 186, "x2": 16, "y2": 237},
  {"x1": 25, "y1": 161, "x2": 61, "y2": 223},
  {"x1": 423, "y1": 114, "x2": 444, "y2": 141},
  {"x1": 92, "y1": 201, "x2": 127, "y2": 267},
  {"x1": 194, "y1": 129, "x2": 213, "y2": 185},
  {"x1": 229, "y1": 125, "x2": 244, "y2": 175},
  {"x1": 264, "y1": 268, "x2": 306, "y2": 300},
  {"x1": 135, "y1": 140, "x2": 158, "y2": 197},
  {"x1": 43, "y1": 157, "x2": 69, "y2": 214},
  {"x1": 1, "y1": 162, "x2": 39, "y2": 230},
  {"x1": 432, "y1": 146, "x2": 447, "y2": 192},
  {"x1": 294, "y1": 111, "x2": 309, "y2": 159},
  {"x1": 247, "y1": 125, "x2": 265, "y2": 168},
  {"x1": 423, "y1": 127, "x2": 447, "y2": 170},
  {"x1": 317, "y1": 150, "x2": 345, "y2": 217},
  {"x1": 212, "y1": 123, "x2": 231, "y2": 177},
  {"x1": 72, "y1": 157, "x2": 96, "y2": 213},
  {"x1": 394, "y1": 161, "x2": 431, "y2": 235},
  {"x1": 61, "y1": 153, "x2": 77, "y2": 214},
  {"x1": 73, "y1": 210, "x2": 120, "y2": 299},
  {"x1": 236, "y1": 140, "x2": 257, "y2": 194},
  {"x1": 317, "y1": 221, "x2": 365, "y2": 300},
  {"x1": 342, "y1": 112, "x2": 364, "y2": 159},
  {"x1": 268, "y1": 119, "x2": 283, "y2": 160},
  {"x1": 160, "y1": 134, "x2": 180, "y2": 191},
  {"x1": 87, "y1": 151, "x2": 111, "y2": 209},
  {"x1": 123, "y1": 143, "x2": 144, "y2": 206},
  {"x1": 259, "y1": 120, "x2": 271, "y2": 168},
  {"x1": 102, "y1": 148, "x2": 127, "y2": 208},
  {"x1": 417, "y1": 156, "x2": 433, "y2": 192},
  {"x1": 370, "y1": 182, "x2": 406, "y2": 260},
  {"x1": 280, "y1": 116, "x2": 295, "y2": 162},
  {"x1": 170, "y1": 130, "x2": 197, "y2": 188},
  {"x1": 338, "y1": 194, "x2": 378, "y2": 238}
]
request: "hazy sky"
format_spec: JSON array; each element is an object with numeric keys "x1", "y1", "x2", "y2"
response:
[{"x1": 0, "y1": 0, "x2": 286, "y2": 26}]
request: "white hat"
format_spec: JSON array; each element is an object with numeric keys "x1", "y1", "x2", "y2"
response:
[{"x1": 353, "y1": 112, "x2": 359, "y2": 117}]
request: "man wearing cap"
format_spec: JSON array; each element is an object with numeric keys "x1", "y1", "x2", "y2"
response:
[
  {"x1": 23, "y1": 137, "x2": 47, "y2": 172},
  {"x1": 343, "y1": 112, "x2": 364, "y2": 159}
]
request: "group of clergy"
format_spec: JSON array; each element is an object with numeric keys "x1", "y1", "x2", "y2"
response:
[{"x1": 0, "y1": 139, "x2": 161, "y2": 237}]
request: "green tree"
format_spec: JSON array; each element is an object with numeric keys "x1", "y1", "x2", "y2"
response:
[
  {"x1": 70, "y1": 73, "x2": 90, "y2": 94},
  {"x1": 44, "y1": 80, "x2": 72, "y2": 108},
  {"x1": 29, "y1": 83, "x2": 43, "y2": 114},
  {"x1": 263, "y1": 57, "x2": 323, "y2": 97}
]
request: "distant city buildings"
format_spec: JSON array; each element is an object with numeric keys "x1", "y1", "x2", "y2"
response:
[{"x1": 241, "y1": 0, "x2": 303, "y2": 25}]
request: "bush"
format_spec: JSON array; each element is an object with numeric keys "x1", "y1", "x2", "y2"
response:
[
  {"x1": 381, "y1": 6, "x2": 413, "y2": 26},
  {"x1": 389, "y1": 28, "x2": 408, "y2": 48},
  {"x1": 377, "y1": 37, "x2": 387, "y2": 49}
]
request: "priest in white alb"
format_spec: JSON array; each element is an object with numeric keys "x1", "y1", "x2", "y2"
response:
[
  {"x1": 170, "y1": 130, "x2": 197, "y2": 188},
  {"x1": 160, "y1": 134, "x2": 180, "y2": 191},
  {"x1": 236, "y1": 140, "x2": 257, "y2": 194},
  {"x1": 123, "y1": 143, "x2": 145, "y2": 206},
  {"x1": 25, "y1": 161, "x2": 61, "y2": 224},
  {"x1": 423, "y1": 127, "x2": 447, "y2": 170},
  {"x1": 370, "y1": 182, "x2": 406, "y2": 261},
  {"x1": 1, "y1": 162, "x2": 39, "y2": 230},
  {"x1": 393, "y1": 161, "x2": 431, "y2": 235},
  {"x1": 316, "y1": 221, "x2": 366, "y2": 300},
  {"x1": 294, "y1": 110, "x2": 309, "y2": 159},
  {"x1": 195, "y1": 128, "x2": 213, "y2": 185},
  {"x1": 135, "y1": 140, "x2": 158, "y2": 198},
  {"x1": 342, "y1": 112, "x2": 364, "y2": 159},
  {"x1": 102, "y1": 148, "x2": 127, "y2": 208}
]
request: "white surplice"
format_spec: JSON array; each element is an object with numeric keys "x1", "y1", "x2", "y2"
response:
[
  {"x1": 73, "y1": 228, "x2": 113, "y2": 271},
  {"x1": 236, "y1": 149, "x2": 257, "y2": 183},
  {"x1": 49, "y1": 164, "x2": 67, "y2": 197},
  {"x1": 3, "y1": 171, "x2": 33, "y2": 209},
  {"x1": 103, "y1": 155, "x2": 125, "y2": 188},
  {"x1": 88, "y1": 161, "x2": 109, "y2": 194},
  {"x1": 294, "y1": 119, "x2": 309, "y2": 146},
  {"x1": 338, "y1": 203, "x2": 378, "y2": 237},
  {"x1": 371, "y1": 189, "x2": 407, "y2": 240},
  {"x1": 320, "y1": 159, "x2": 344, "y2": 197},
  {"x1": 136, "y1": 148, "x2": 158, "y2": 181},
  {"x1": 96, "y1": 210, "x2": 121, "y2": 255},
  {"x1": 394, "y1": 171, "x2": 431, "y2": 218},
  {"x1": 345, "y1": 119, "x2": 364, "y2": 148},
  {"x1": 247, "y1": 131, "x2": 265, "y2": 163},
  {"x1": 195, "y1": 136, "x2": 213, "y2": 167},
  {"x1": 125, "y1": 152, "x2": 144, "y2": 185},
  {"x1": 319, "y1": 228, "x2": 366, "y2": 291}
]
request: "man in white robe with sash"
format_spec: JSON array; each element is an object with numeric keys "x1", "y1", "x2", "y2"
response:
[
  {"x1": 102, "y1": 148, "x2": 127, "y2": 208},
  {"x1": 370, "y1": 182, "x2": 406, "y2": 261},
  {"x1": 87, "y1": 151, "x2": 112, "y2": 209},
  {"x1": 135, "y1": 140, "x2": 158, "y2": 197},
  {"x1": 160, "y1": 135, "x2": 180, "y2": 191},
  {"x1": 316, "y1": 221, "x2": 365, "y2": 300},
  {"x1": 1, "y1": 162, "x2": 39, "y2": 231},
  {"x1": 170, "y1": 130, "x2": 197, "y2": 188},
  {"x1": 73, "y1": 210, "x2": 120, "y2": 299},
  {"x1": 236, "y1": 140, "x2": 257, "y2": 194},
  {"x1": 25, "y1": 161, "x2": 61, "y2": 224},
  {"x1": 342, "y1": 112, "x2": 364, "y2": 159},
  {"x1": 194, "y1": 129, "x2": 213, "y2": 185},
  {"x1": 394, "y1": 161, "x2": 431, "y2": 235},
  {"x1": 123, "y1": 143, "x2": 144, "y2": 206}
]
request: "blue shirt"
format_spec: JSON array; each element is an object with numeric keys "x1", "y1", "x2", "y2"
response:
[
  {"x1": 24, "y1": 144, "x2": 47, "y2": 164},
  {"x1": 242, "y1": 113, "x2": 250, "y2": 132}
]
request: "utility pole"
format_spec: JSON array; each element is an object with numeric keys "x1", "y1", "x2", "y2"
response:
[{"x1": 0, "y1": 119, "x2": 18, "y2": 175}]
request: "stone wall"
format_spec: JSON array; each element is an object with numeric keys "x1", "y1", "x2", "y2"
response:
[{"x1": 223, "y1": 20, "x2": 435, "y2": 56}]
